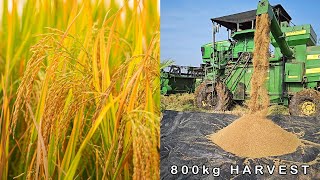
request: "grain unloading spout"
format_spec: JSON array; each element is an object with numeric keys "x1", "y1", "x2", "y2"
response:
[{"x1": 256, "y1": 0, "x2": 294, "y2": 58}]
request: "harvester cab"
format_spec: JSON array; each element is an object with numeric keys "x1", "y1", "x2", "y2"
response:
[{"x1": 196, "y1": 0, "x2": 320, "y2": 116}]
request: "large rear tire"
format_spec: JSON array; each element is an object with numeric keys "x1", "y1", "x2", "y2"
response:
[
  {"x1": 289, "y1": 89, "x2": 320, "y2": 116},
  {"x1": 194, "y1": 81, "x2": 215, "y2": 110},
  {"x1": 194, "y1": 81, "x2": 232, "y2": 111},
  {"x1": 215, "y1": 81, "x2": 233, "y2": 111}
]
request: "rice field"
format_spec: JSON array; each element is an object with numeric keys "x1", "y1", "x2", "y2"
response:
[{"x1": 0, "y1": 0, "x2": 160, "y2": 179}]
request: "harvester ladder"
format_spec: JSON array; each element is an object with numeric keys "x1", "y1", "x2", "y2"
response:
[
  {"x1": 228, "y1": 53, "x2": 251, "y2": 90},
  {"x1": 223, "y1": 52, "x2": 251, "y2": 84}
]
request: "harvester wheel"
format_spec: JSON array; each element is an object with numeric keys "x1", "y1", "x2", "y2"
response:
[
  {"x1": 194, "y1": 81, "x2": 232, "y2": 111},
  {"x1": 289, "y1": 89, "x2": 320, "y2": 116},
  {"x1": 194, "y1": 81, "x2": 215, "y2": 110},
  {"x1": 215, "y1": 81, "x2": 233, "y2": 111}
]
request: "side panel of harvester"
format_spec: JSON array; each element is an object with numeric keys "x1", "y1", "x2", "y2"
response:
[
  {"x1": 274, "y1": 24, "x2": 318, "y2": 97},
  {"x1": 306, "y1": 46, "x2": 320, "y2": 88},
  {"x1": 226, "y1": 64, "x2": 284, "y2": 104}
]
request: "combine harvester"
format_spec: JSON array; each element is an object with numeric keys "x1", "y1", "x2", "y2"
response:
[
  {"x1": 196, "y1": 0, "x2": 320, "y2": 116},
  {"x1": 161, "y1": 1, "x2": 320, "y2": 178},
  {"x1": 161, "y1": 65, "x2": 204, "y2": 95}
]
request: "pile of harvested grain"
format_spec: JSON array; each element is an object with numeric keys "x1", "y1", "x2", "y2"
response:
[
  {"x1": 209, "y1": 14, "x2": 301, "y2": 158},
  {"x1": 208, "y1": 113, "x2": 301, "y2": 158}
]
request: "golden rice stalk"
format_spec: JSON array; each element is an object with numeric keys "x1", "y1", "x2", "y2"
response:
[{"x1": 1, "y1": 0, "x2": 160, "y2": 179}]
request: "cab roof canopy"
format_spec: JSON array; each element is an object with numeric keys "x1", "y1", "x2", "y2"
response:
[{"x1": 211, "y1": 4, "x2": 291, "y2": 30}]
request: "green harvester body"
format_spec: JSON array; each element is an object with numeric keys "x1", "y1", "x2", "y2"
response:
[{"x1": 201, "y1": 0, "x2": 320, "y2": 106}]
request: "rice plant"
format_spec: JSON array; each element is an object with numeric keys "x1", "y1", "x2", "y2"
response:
[{"x1": 0, "y1": 0, "x2": 160, "y2": 179}]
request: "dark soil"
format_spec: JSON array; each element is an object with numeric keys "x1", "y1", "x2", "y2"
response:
[{"x1": 160, "y1": 110, "x2": 320, "y2": 179}]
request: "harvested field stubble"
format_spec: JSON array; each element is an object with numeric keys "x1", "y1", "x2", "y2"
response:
[{"x1": 209, "y1": 14, "x2": 301, "y2": 158}]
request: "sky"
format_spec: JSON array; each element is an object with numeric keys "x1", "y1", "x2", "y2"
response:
[{"x1": 161, "y1": 0, "x2": 320, "y2": 66}]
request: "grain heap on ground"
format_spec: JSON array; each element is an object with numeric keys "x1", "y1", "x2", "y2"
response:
[{"x1": 209, "y1": 14, "x2": 301, "y2": 158}]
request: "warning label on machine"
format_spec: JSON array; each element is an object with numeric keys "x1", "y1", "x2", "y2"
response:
[
  {"x1": 285, "y1": 30, "x2": 306, "y2": 36},
  {"x1": 306, "y1": 68, "x2": 320, "y2": 74},
  {"x1": 307, "y1": 54, "x2": 320, "y2": 60}
]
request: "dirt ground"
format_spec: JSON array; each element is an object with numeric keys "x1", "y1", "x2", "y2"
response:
[{"x1": 160, "y1": 110, "x2": 320, "y2": 179}]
